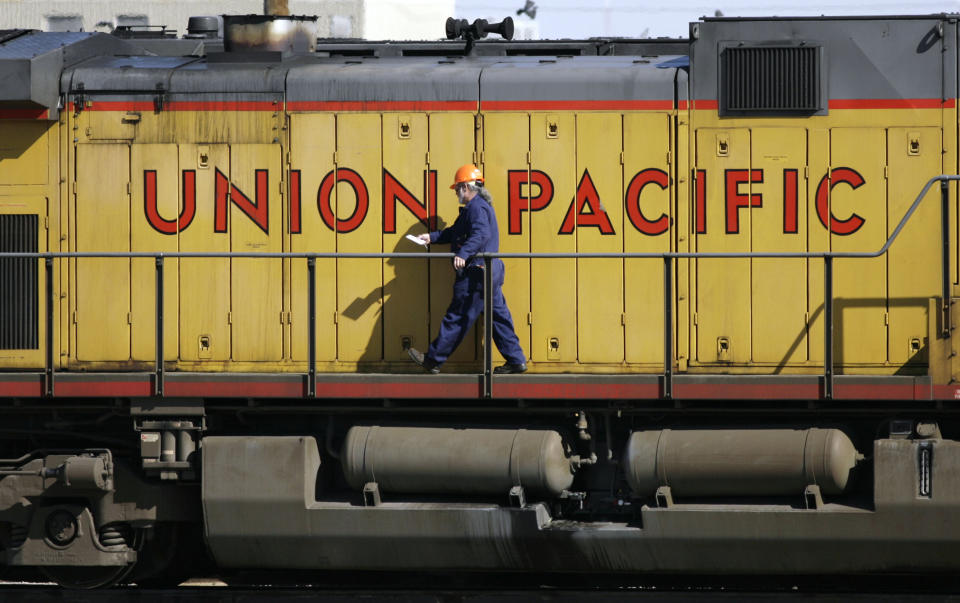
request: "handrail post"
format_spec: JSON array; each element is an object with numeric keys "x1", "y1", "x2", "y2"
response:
[
  {"x1": 308, "y1": 256, "x2": 317, "y2": 399},
  {"x1": 663, "y1": 256, "x2": 673, "y2": 400},
  {"x1": 824, "y1": 256, "x2": 833, "y2": 400},
  {"x1": 155, "y1": 255, "x2": 164, "y2": 397},
  {"x1": 942, "y1": 179, "x2": 951, "y2": 338},
  {"x1": 483, "y1": 255, "x2": 493, "y2": 399},
  {"x1": 44, "y1": 257, "x2": 54, "y2": 398}
]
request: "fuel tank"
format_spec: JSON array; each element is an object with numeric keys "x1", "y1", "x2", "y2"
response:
[
  {"x1": 342, "y1": 426, "x2": 575, "y2": 496},
  {"x1": 625, "y1": 428, "x2": 861, "y2": 497}
]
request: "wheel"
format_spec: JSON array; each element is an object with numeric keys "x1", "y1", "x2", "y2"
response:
[{"x1": 41, "y1": 564, "x2": 135, "y2": 589}]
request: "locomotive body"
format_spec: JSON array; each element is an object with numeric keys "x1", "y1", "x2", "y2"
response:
[{"x1": 1, "y1": 14, "x2": 960, "y2": 586}]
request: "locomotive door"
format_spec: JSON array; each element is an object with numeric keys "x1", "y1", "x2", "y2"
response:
[
  {"x1": 887, "y1": 127, "x2": 940, "y2": 366},
  {"x1": 382, "y1": 113, "x2": 430, "y2": 362},
  {"x1": 750, "y1": 128, "x2": 807, "y2": 364},
  {"x1": 179, "y1": 144, "x2": 230, "y2": 362},
  {"x1": 131, "y1": 144, "x2": 179, "y2": 362},
  {"x1": 827, "y1": 129, "x2": 886, "y2": 365},
  {"x1": 229, "y1": 144, "x2": 283, "y2": 362},
  {"x1": 75, "y1": 143, "x2": 130, "y2": 361},
  {"x1": 289, "y1": 114, "x2": 336, "y2": 363},
  {"x1": 623, "y1": 113, "x2": 671, "y2": 365},
  {"x1": 693, "y1": 128, "x2": 751, "y2": 364},
  {"x1": 530, "y1": 112, "x2": 576, "y2": 364}
]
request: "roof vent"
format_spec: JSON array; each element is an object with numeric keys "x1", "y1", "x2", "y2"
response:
[
  {"x1": 720, "y1": 44, "x2": 824, "y2": 115},
  {"x1": 185, "y1": 16, "x2": 220, "y2": 39},
  {"x1": 222, "y1": 14, "x2": 318, "y2": 54}
]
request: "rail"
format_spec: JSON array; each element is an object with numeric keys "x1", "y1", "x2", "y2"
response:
[{"x1": 2, "y1": 175, "x2": 958, "y2": 400}]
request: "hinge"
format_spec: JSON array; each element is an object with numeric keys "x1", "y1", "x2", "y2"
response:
[
  {"x1": 43, "y1": 216, "x2": 49, "y2": 230},
  {"x1": 803, "y1": 166, "x2": 809, "y2": 179},
  {"x1": 280, "y1": 311, "x2": 286, "y2": 324},
  {"x1": 884, "y1": 312, "x2": 889, "y2": 325},
  {"x1": 693, "y1": 312, "x2": 698, "y2": 325},
  {"x1": 804, "y1": 311, "x2": 809, "y2": 324},
  {"x1": 474, "y1": 114, "x2": 482, "y2": 129},
  {"x1": 472, "y1": 150, "x2": 478, "y2": 164},
  {"x1": 333, "y1": 151, "x2": 339, "y2": 164},
  {"x1": 425, "y1": 151, "x2": 431, "y2": 164},
  {"x1": 279, "y1": 179, "x2": 284, "y2": 194},
  {"x1": 287, "y1": 312, "x2": 292, "y2": 324},
  {"x1": 526, "y1": 151, "x2": 531, "y2": 164},
  {"x1": 227, "y1": 312, "x2": 233, "y2": 324},
  {"x1": 527, "y1": 312, "x2": 533, "y2": 325},
  {"x1": 619, "y1": 152, "x2": 625, "y2": 165},
  {"x1": 72, "y1": 181, "x2": 77, "y2": 195},
  {"x1": 333, "y1": 311, "x2": 338, "y2": 324},
  {"x1": 666, "y1": 152, "x2": 671, "y2": 165},
  {"x1": 285, "y1": 151, "x2": 291, "y2": 164},
  {"x1": 126, "y1": 182, "x2": 131, "y2": 195},
  {"x1": 621, "y1": 313, "x2": 626, "y2": 325},
  {"x1": 72, "y1": 311, "x2": 77, "y2": 324},
  {"x1": 127, "y1": 312, "x2": 132, "y2": 325},
  {"x1": 884, "y1": 166, "x2": 889, "y2": 179}
]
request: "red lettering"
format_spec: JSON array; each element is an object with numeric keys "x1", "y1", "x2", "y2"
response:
[
  {"x1": 725, "y1": 169, "x2": 763, "y2": 234},
  {"x1": 383, "y1": 169, "x2": 437, "y2": 233},
  {"x1": 290, "y1": 169, "x2": 301, "y2": 234},
  {"x1": 318, "y1": 168, "x2": 368, "y2": 233},
  {"x1": 559, "y1": 170, "x2": 615, "y2": 235},
  {"x1": 783, "y1": 169, "x2": 798, "y2": 234},
  {"x1": 695, "y1": 169, "x2": 707, "y2": 234},
  {"x1": 815, "y1": 167, "x2": 866, "y2": 236},
  {"x1": 625, "y1": 168, "x2": 669, "y2": 235},
  {"x1": 214, "y1": 168, "x2": 269, "y2": 234},
  {"x1": 143, "y1": 169, "x2": 196, "y2": 235},
  {"x1": 508, "y1": 170, "x2": 553, "y2": 235}
]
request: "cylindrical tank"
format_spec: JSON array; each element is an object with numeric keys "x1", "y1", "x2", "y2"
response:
[
  {"x1": 342, "y1": 426, "x2": 575, "y2": 496},
  {"x1": 625, "y1": 428, "x2": 860, "y2": 497}
]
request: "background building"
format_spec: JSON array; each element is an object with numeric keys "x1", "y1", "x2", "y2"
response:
[{"x1": 0, "y1": 0, "x2": 454, "y2": 39}]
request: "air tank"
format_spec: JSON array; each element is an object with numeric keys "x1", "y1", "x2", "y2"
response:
[
  {"x1": 625, "y1": 428, "x2": 861, "y2": 497},
  {"x1": 342, "y1": 426, "x2": 575, "y2": 496}
]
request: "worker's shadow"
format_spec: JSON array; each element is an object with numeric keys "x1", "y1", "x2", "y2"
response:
[{"x1": 342, "y1": 219, "x2": 448, "y2": 370}]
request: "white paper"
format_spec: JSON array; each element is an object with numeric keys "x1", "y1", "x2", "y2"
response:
[{"x1": 405, "y1": 234, "x2": 429, "y2": 247}]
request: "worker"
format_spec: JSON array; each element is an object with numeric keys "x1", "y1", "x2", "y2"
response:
[{"x1": 407, "y1": 164, "x2": 527, "y2": 374}]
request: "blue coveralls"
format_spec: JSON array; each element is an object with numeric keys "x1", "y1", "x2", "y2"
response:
[{"x1": 426, "y1": 194, "x2": 526, "y2": 366}]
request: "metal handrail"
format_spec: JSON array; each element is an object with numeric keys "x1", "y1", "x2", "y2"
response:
[{"x1": 2, "y1": 175, "x2": 957, "y2": 400}]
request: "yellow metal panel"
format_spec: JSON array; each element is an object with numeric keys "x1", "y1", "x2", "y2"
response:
[
  {"x1": 750, "y1": 128, "x2": 807, "y2": 364},
  {"x1": 694, "y1": 128, "x2": 750, "y2": 363},
  {"x1": 623, "y1": 113, "x2": 670, "y2": 364},
  {"x1": 807, "y1": 129, "x2": 830, "y2": 364},
  {"x1": 82, "y1": 111, "x2": 136, "y2": 141},
  {"x1": 336, "y1": 114, "x2": 382, "y2": 362},
  {"x1": 130, "y1": 144, "x2": 179, "y2": 361},
  {"x1": 75, "y1": 144, "x2": 130, "y2": 361},
  {"x1": 0, "y1": 196, "x2": 47, "y2": 368},
  {"x1": 427, "y1": 113, "x2": 477, "y2": 363},
  {"x1": 830, "y1": 128, "x2": 886, "y2": 365},
  {"x1": 576, "y1": 113, "x2": 623, "y2": 363},
  {"x1": 290, "y1": 114, "x2": 336, "y2": 362},
  {"x1": 483, "y1": 113, "x2": 530, "y2": 365},
  {"x1": 230, "y1": 144, "x2": 282, "y2": 361},
  {"x1": 0, "y1": 122, "x2": 49, "y2": 185},
  {"x1": 382, "y1": 113, "x2": 430, "y2": 361},
  {"x1": 887, "y1": 127, "x2": 940, "y2": 365},
  {"x1": 530, "y1": 112, "x2": 576, "y2": 363},
  {"x1": 178, "y1": 144, "x2": 230, "y2": 362}
]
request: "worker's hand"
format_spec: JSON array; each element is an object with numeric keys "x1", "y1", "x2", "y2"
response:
[
  {"x1": 417, "y1": 233, "x2": 431, "y2": 244},
  {"x1": 453, "y1": 256, "x2": 466, "y2": 270}
]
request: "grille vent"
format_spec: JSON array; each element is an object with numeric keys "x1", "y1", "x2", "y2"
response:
[
  {"x1": 720, "y1": 45, "x2": 822, "y2": 114},
  {"x1": 0, "y1": 214, "x2": 39, "y2": 350}
]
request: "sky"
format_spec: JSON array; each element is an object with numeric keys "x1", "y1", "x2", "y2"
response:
[{"x1": 454, "y1": 1, "x2": 960, "y2": 39}]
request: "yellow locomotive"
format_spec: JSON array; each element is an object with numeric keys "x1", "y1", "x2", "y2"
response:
[{"x1": 0, "y1": 12, "x2": 959, "y2": 587}]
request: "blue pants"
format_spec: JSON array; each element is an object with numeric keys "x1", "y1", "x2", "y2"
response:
[{"x1": 427, "y1": 260, "x2": 526, "y2": 366}]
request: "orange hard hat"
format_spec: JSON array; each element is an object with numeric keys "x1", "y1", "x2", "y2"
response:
[{"x1": 450, "y1": 163, "x2": 483, "y2": 189}]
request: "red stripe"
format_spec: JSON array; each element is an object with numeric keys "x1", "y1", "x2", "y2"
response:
[
  {"x1": 165, "y1": 381, "x2": 304, "y2": 398},
  {"x1": 692, "y1": 99, "x2": 719, "y2": 110},
  {"x1": 315, "y1": 382, "x2": 481, "y2": 398},
  {"x1": 829, "y1": 98, "x2": 953, "y2": 109},
  {"x1": 55, "y1": 381, "x2": 153, "y2": 397},
  {"x1": 677, "y1": 100, "x2": 689, "y2": 110},
  {"x1": 481, "y1": 100, "x2": 673, "y2": 111},
  {"x1": 0, "y1": 381, "x2": 43, "y2": 397},
  {"x1": 288, "y1": 100, "x2": 476, "y2": 112},
  {"x1": 674, "y1": 382, "x2": 819, "y2": 400},
  {"x1": 494, "y1": 382, "x2": 660, "y2": 399},
  {"x1": 0, "y1": 108, "x2": 49, "y2": 119}
]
